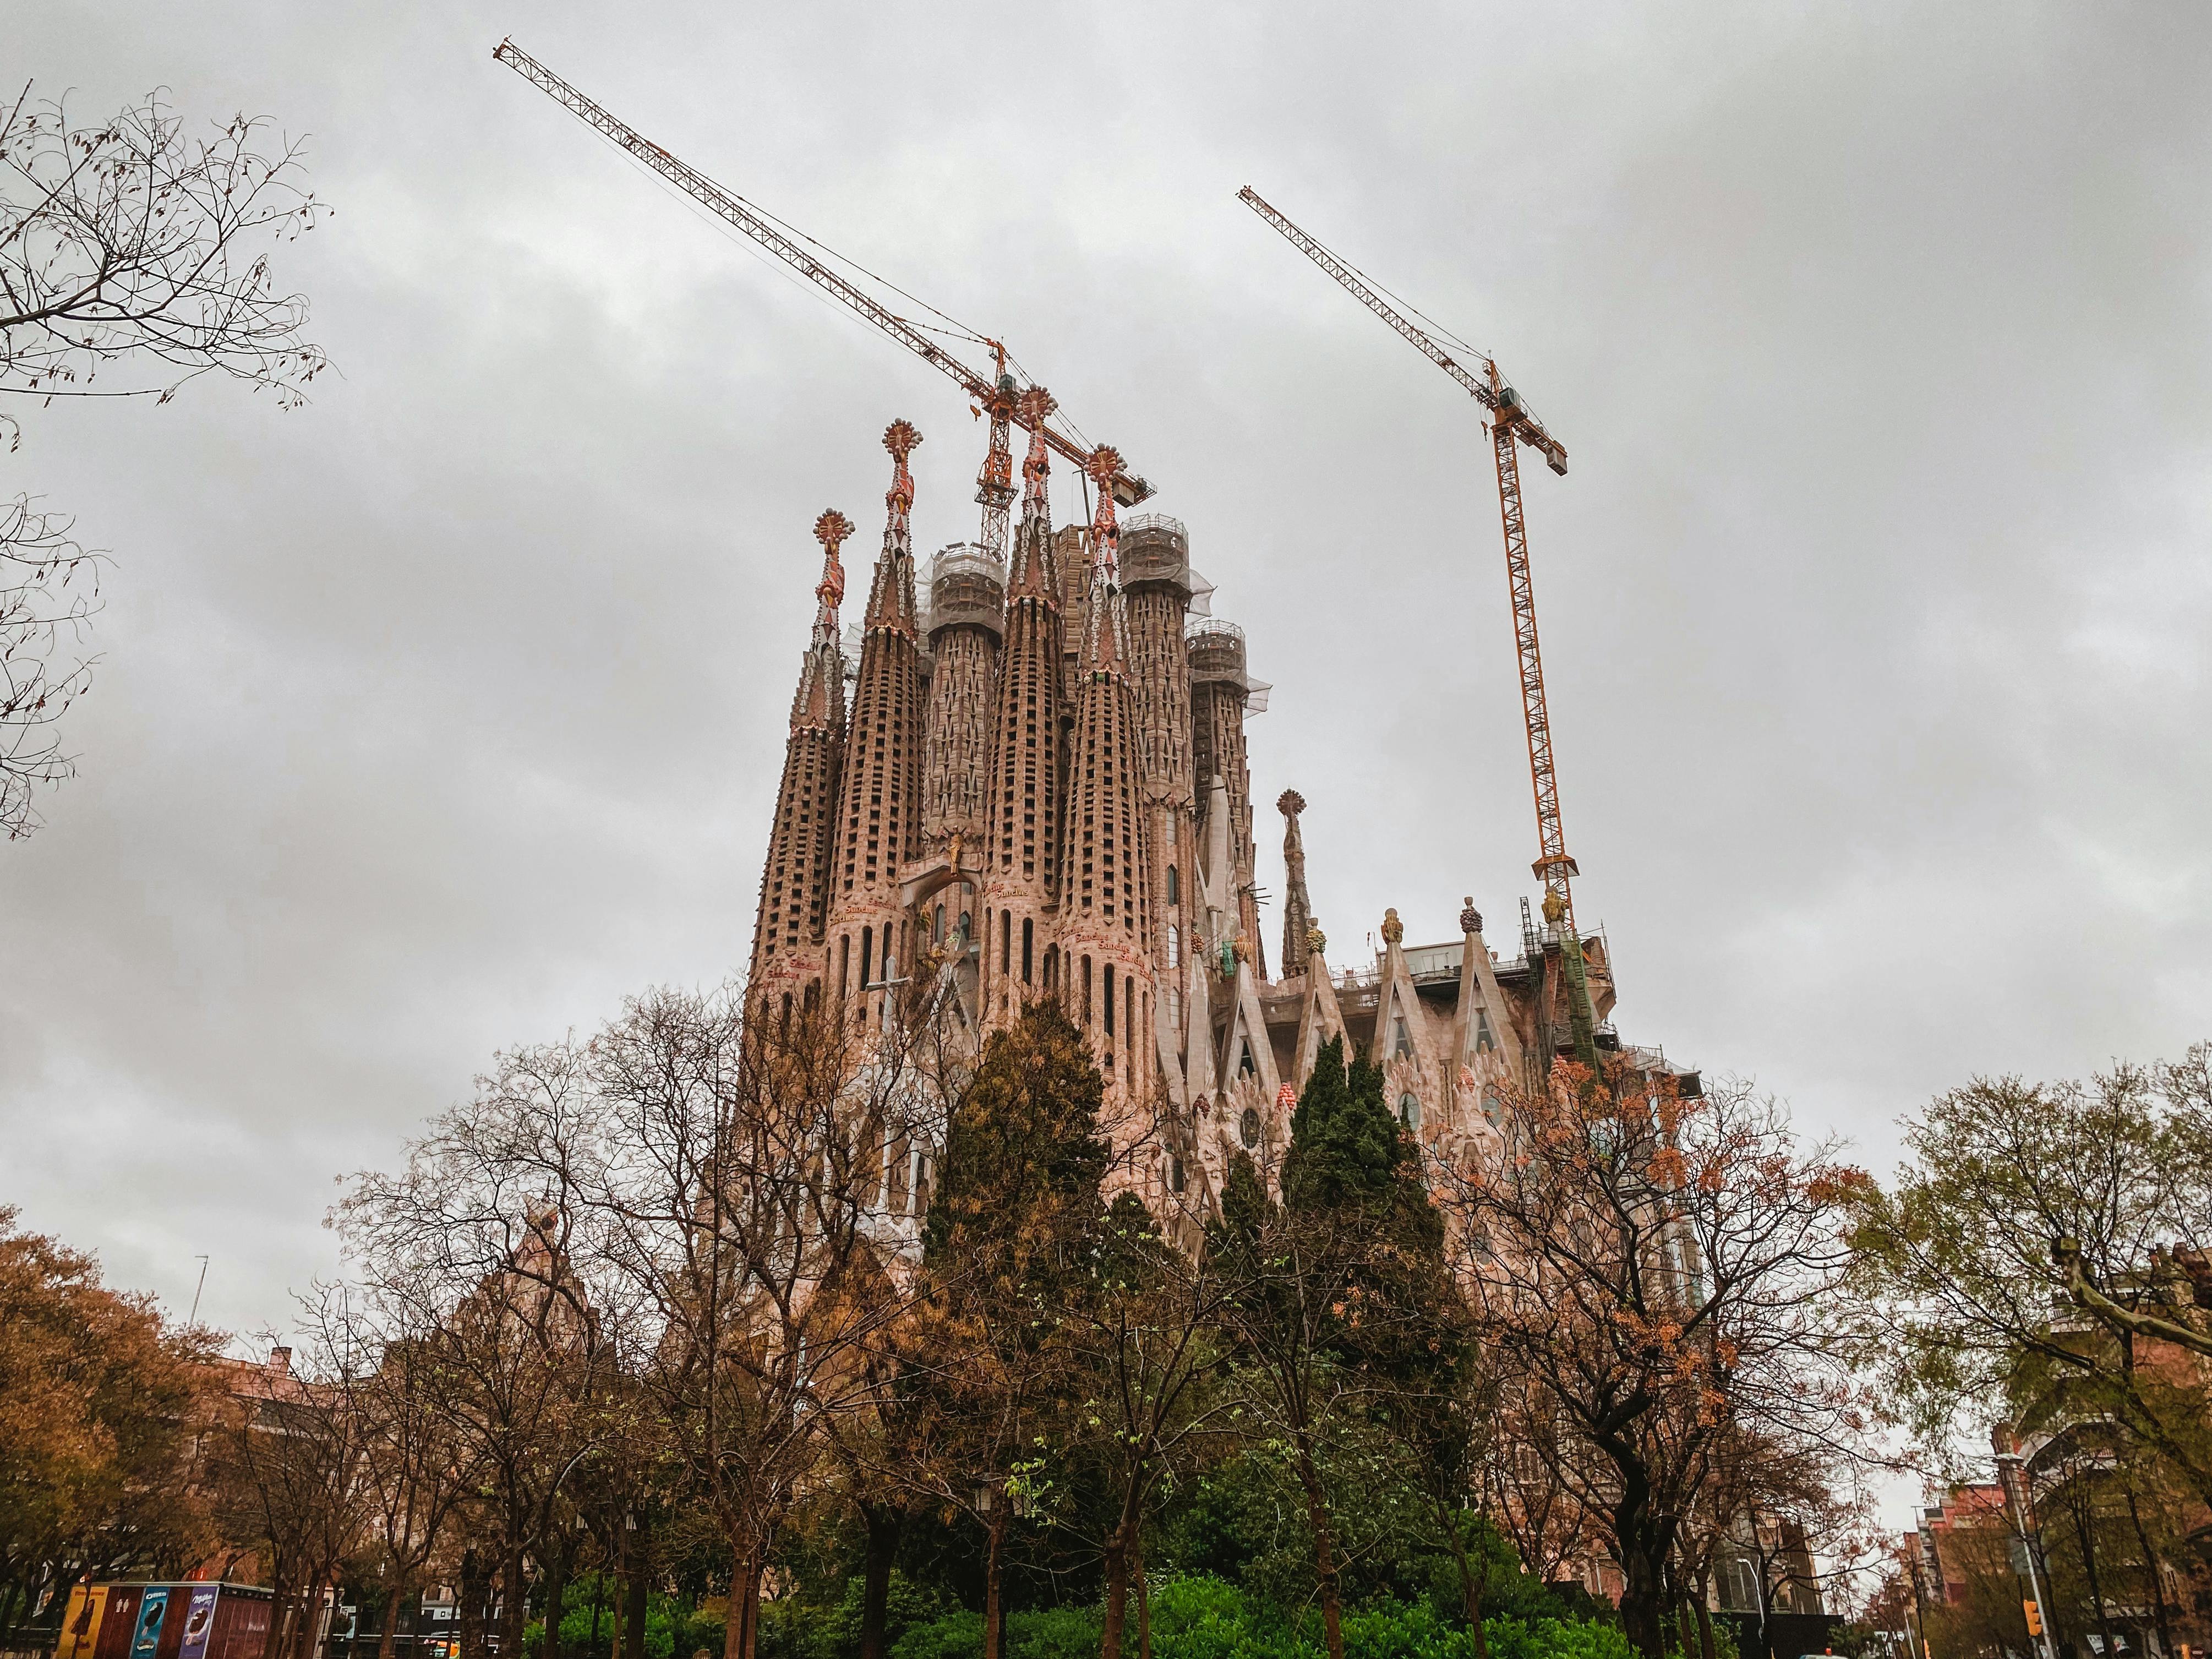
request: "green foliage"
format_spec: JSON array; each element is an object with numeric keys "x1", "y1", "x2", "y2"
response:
[
  {"x1": 1160, "y1": 1445, "x2": 1578, "y2": 1627},
  {"x1": 1282, "y1": 1039, "x2": 1407, "y2": 1214},
  {"x1": 755, "y1": 1569, "x2": 949, "y2": 1659},
  {"x1": 1847, "y1": 1050, "x2": 2212, "y2": 1493},
  {"x1": 524, "y1": 1577, "x2": 722, "y2": 1659},
  {"x1": 925, "y1": 999, "x2": 1108, "y2": 1278},
  {"x1": 884, "y1": 1578, "x2": 1631, "y2": 1659}
]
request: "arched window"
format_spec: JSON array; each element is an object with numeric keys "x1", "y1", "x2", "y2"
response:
[
  {"x1": 1239, "y1": 1107, "x2": 1261, "y2": 1149},
  {"x1": 1482, "y1": 1092, "x2": 1503, "y2": 1128},
  {"x1": 1399, "y1": 1093, "x2": 1421, "y2": 1130},
  {"x1": 1022, "y1": 917, "x2": 1034, "y2": 983},
  {"x1": 1104, "y1": 965, "x2": 1116, "y2": 1037},
  {"x1": 1167, "y1": 924, "x2": 1179, "y2": 968},
  {"x1": 1166, "y1": 865, "x2": 1179, "y2": 904},
  {"x1": 933, "y1": 904, "x2": 945, "y2": 943},
  {"x1": 1391, "y1": 1017, "x2": 1413, "y2": 1060}
]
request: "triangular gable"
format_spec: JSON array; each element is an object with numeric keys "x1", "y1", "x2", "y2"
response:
[
  {"x1": 1293, "y1": 950, "x2": 1349, "y2": 1087},
  {"x1": 1370, "y1": 940, "x2": 1440, "y2": 1087},
  {"x1": 1216, "y1": 958, "x2": 1281, "y2": 1100}
]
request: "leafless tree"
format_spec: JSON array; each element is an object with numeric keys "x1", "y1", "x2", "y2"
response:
[
  {"x1": 1, "y1": 83, "x2": 325, "y2": 836},
  {"x1": 208, "y1": 1325, "x2": 376, "y2": 1659},
  {"x1": 0, "y1": 493, "x2": 97, "y2": 837},
  {"x1": 580, "y1": 983, "x2": 945, "y2": 1659},
  {"x1": 336, "y1": 1053, "x2": 617, "y2": 1659},
  {"x1": 1434, "y1": 1061, "x2": 1865, "y2": 1659}
]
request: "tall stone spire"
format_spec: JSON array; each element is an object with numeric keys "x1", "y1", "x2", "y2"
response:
[
  {"x1": 1277, "y1": 789, "x2": 1313, "y2": 979},
  {"x1": 921, "y1": 539, "x2": 1003, "y2": 848},
  {"x1": 1062, "y1": 445, "x2": 1154, "y2": 1162},
  {"x1": 826, "y1": 421, "x2": 927, "y2": 1025},
  {"x1": 1189, "y1": 618, "x2": 1264, "y2": 980},
  {"x1": 978, "y1": 390, "x2": 1066, "y2": 1023},
  {"x1": 1118, "y1": 514, "x2": 1197, "y2": 1098},
  {"x1": 750, "y1": 510, "x2": 854, "y2": 1002}
]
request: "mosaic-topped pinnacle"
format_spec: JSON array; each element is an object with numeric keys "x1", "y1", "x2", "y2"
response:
[
  {"x1": 883, "y1": 418, "x2": 922, "y2": 462},
  {"x1": 1460, "y1": 897, "x2": 1484, "y2": 935},
  {"x1": 1277, "y1": 788, "x2": 1306, "y2": 817},
  {"x1": 813, "y1": 508, "x2": 855, "y2": 550}
]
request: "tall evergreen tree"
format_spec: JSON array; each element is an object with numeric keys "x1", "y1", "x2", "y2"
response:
[
  {"x1": 920, "y1": 1001, "x2": 1110, "y2": 1659},
  {"x1": 1209, "y1": 1037, "x2": 1460, "y2": 1659}
]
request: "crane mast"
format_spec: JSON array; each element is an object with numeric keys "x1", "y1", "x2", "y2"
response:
[
  {"x1": 494, "y1": 39, "x2": 1150, "y2": 513},
  {"x1": 1237, "y1": 185, "x2": 1597, "y2": 1069}
]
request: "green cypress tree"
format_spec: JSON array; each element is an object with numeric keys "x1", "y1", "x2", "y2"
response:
[{"x1": 918, "y1": 1000, "x2": 1110, "y2": 1659}]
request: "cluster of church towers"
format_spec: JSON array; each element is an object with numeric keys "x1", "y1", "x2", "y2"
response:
[{"x1": 748, "y1": 408, "x2": 1630, "y2": 1230}]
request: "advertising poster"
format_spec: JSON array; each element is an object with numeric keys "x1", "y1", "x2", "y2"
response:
[
  {"x1": 132, "y1": 1589, "x2": 170, "y2": 1659},
  {"x1": 178, "y1": 1587, "x2": 220, "y2": 1659},
  {"x1": 59, "y1": 1585, "x2": 109, "y2": 1659}
]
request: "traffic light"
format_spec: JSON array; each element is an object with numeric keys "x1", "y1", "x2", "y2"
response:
[{"x1": 2024, "y1": 1600, "x2": 2045, "y2": 1638}]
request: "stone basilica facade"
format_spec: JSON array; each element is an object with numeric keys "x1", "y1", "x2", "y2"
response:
[{"x1": 747, "y1": 414, "x2": 1634, "y2": 1233}]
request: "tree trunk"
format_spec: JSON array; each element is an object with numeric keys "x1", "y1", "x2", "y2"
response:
[
  {"x1": 378, "y1": 1570, "x2": 409, "y2": 1659},
  {"x1": 263, "y1": 1574, "x2": 294, "y2": 1659},
  {"x1": 1100, "y1": 1535, "x2": 1128, "y2": 1659},
  {"x1": 292, "y1": 1589, "x2": 323, "y2": 1659},
  {"x1": 855, "y1": 1505, "x2": 902, "y2": 1659},
  {"x1": 540, "y1": 1548, "x2": 565, "y2": 1659},
  {"x1": 982, "y1": 1508, "x2": 1009, "y2": 1659},
  {"x1": 2071, "y1": 1485, "x2": 2121, "y2": 1659},
  {"x1": 720, "y1": 1552, "x2": 761, "y2": 1659},
  {"x1": 504, "y1": 1545, "x2": 529, "y2": 1659},
  {"x1": 1134, "y1": 1541, "x2": 1151, "y2": 1659},
  {"x1": 1443, "y1": 1513, "x2": 1494, "y2": 1657},
  {"x1": 2123, "y1": 1482, "x2": 2175, "y2": 1659},
  {"x1": 459, "y1": 1554, "x2": 486, "y2": 1659},
  {"x1": 1692, "y1": 1569, "x2": 1718, "y2": 1659},
  {"x1": 1614, "y1": 1509, "x2": 1670, "y2": 1659},
  {"x1": 1290, "y1": 1438, "x2": 1345, "y2": 1659},
  {"x1": 622, "y1": 1567, "x2": 646, "y2": 1659}
]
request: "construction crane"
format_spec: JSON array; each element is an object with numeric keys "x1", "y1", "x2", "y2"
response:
[
  {"x1": 1237, "y1": 184, "x2": 1598, "y2": 1071},
  {"x1": 492, "y1": 39, "x2": 1153, "y2": 561}
]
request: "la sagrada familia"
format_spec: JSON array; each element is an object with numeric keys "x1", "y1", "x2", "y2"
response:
[{"x1": 746, "y1": 399, "x2": 1648, "y2": 1236}]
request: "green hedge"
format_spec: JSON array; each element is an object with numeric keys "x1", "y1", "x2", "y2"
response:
[{"x1": 883, "y1": 1576, "x2": 1638, "y2": 1659}]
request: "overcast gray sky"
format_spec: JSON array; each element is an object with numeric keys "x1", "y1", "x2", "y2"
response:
[{"x1": 6, "y1": 0, "x2": 2209, "y2": 1516}]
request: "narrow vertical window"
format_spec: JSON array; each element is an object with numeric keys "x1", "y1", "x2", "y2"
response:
[
  {"x1": 1104, "y1": 965, "x2": 1116, "y2": 1037},
  {"x1": 838, "y1": 935, "x2": 850, "y2": 1001},
  {"x1": 1166, "y1": 865, "x2": 1179, "y2": 904},
  {"x1": 860, "y1": 927, "x2": 874, "y2": 997},
  {"x1": 1022, "y1": 918, "x2": 1034, "y2": 984},
  {"x1": 1167, "y1": 925, "x2": 1179, "y2": 969},
  {"x1": 1001, "y1": 909, "x2": 1012, "y2": 973},
  {"x1": 1083, "y1": 957, "x2": 1094, "y2": 1027}
]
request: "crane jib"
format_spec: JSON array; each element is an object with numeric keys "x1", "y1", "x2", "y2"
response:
[
  {"x1": 1238, "y1": 182, "x2": 1597, "y2": 1066},
  {"x1": 493, "y1": 39, "x2": 1152, "y2": 506}
]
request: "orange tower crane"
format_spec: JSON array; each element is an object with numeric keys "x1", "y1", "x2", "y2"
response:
[
  {"x1": 1236, "y1": 185, "x2": 1598, "y2": 1069},
  {"x1": 493, "y1": 39, "x2": 1153, "y2": 541}
]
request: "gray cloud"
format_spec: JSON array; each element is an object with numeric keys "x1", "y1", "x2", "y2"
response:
[{"x1": 5, "y1": 1, "x2": 2208, "y2": 1531}]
